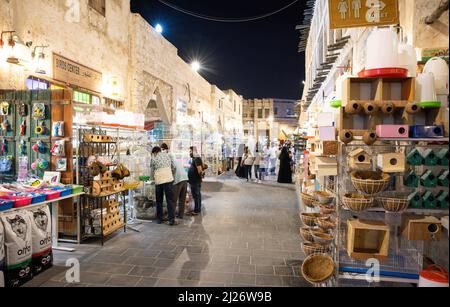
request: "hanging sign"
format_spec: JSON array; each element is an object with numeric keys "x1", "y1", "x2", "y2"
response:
[
  {"x1": 53, "y1": 53, "x2": 103, "y2": 93},
  {"x1": 328, "y1": 0, "x2": 399, "y2": 29}
]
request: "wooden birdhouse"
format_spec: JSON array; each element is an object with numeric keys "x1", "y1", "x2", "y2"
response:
[
  {"x1": 421, "y1": 170, "x2": 438, "y2": 188},
  {"x1": 404, "y1": 170, "x2": 419, "y2": 188},
  {"x1": 423, "y1": 191, "x2": 438, "y2": 209},
  {"x1": 437, "y1": 148, "x2": 449, "y2": 166},
  {"x1": 402, "y1": 216, "x2": 441, "y2": 241},
  {"x1": 408, "y1": 191, "x2": 423, "y2": 209},
  {"x1": 406, "y1": 148, "x2": 423, "y2": 166},
  {"x1": 438, "y1": 170, "x2": 449, "y2": 187},
  {"x1": 423, "y1": 149, "x2": 439, "y2": 166},
  {"x1": 347, "y1": 219, "x2": 390, "y2": 262},
  {"x1": 377, "y1": 153, "x2": 406, "y2": 173},
  {"x1": 348, "y1": 148, "x2": 372, "y2": 171},
  {"x1": 315, "y1": 157, "x2": 338, "y2": 177}
]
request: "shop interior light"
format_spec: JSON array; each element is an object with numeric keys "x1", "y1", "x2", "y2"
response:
[
  {"x1": 0, "y1": 31, "x2": 19, "y2": 64},
  {"x1": 32, "y1": 45, "x2": 49, "y2": 74},
  {"x1": 155, "y1": 24, "x2": 163, "y2": 34}
]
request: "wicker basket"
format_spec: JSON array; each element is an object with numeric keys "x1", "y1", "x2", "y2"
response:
[
  {"x1": 316, "y1": 217, "x2": 337, "y2": 230},
  {"x1": 351, "y1": 171, "x2": 390, "y2": 195},
  {"x1": 300, "y1": 213, "x2": 322, "y2": 227},
  {"x1": 301, "y1": 254, "x2": 335, "y2": 284},
  {"x1": 378, "y1": 196, "x2": 409, "y2": 213},
  {"x1": 342, "y1": 194, "x2": 374, "y2": 212},
  {"x1": 301, "y1": 192, "x2": 316, "y2": 208},
  {"x1": 318, "y1": 204, "x2": 336, "y2": 215},
  {"x1": 299, "y1": 227, "x2": 314, "y2": 242},
  {"x1": 314, "y1": 191, "x2": 334, "y2": 205},
  {"x1": 302, "y1": 243, "x2": 330, "y2": 256},
  {"x1": 311, "y1": 231, "x2": 334, "y2": 245}
]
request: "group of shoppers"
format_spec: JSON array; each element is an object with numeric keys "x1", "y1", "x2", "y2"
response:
[
  {"x1": 149, "y1": 144, "x2": 205, "y2": 226},
  {"x1": 236, "y1": 143, "x2": 294, "y2": 184}
]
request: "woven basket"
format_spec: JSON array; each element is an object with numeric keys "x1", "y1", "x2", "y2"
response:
[
  {"x1": 300, "y1": 227, "x2": 314, "y2": 242},
  {"x1": 378, "y1": 196, "x2": 409, "y2": 213},
  {"x1": 301, "y1": 192, "x2": 316, "y2": 208},
  {"x1": 316, "y1": 217, "x2": 337, "y2": 231},
  {"x1": 351, "y1": 171, "x2": 390, "y2": 195},
  {"x1": 301, "y1": 254, "x2": 335, "y2": 284},
  {"x1": 302, "y1": 243, "x2": 330, "y2": 256},
  {"x1": 314, "y1": 191, "x2": 334, "y2": 205},
  {"x1": 311, "y1": 231, "x2": 334, "y2": 245},
  {"x1": 300, "y1": 213, "x2": 322, "y2": 227},
  {"x1": 318, "y1": 204, "x2": 336, "y2": 215},
  {"x1": 342, "y1": 194, "x2": 374, "y2": 212}
]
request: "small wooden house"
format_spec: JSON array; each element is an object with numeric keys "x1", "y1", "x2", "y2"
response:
[
  {"x1": 436, "y1": 191, "x2": 449, "y2": 209},
  {"x1": 404, "y1": 170, "x2": 419, "y2": 188},
  {"x1": 423, "y1": 149, "x2": 439, "y2": 166},
  {"x1": 438, "y1": 170, "x2": 449, "y2": 187},
  {"x1": 407, "y1": 148, "x2": 423, "y2": 166},
  {"x1": 377, "y1": 153, "x2": 406, "y2": 173},
  {"x1": 437, "y1": 148, "x2": 449, "y2": 166},
  {"x1": 408, "y1": 191, "x2": 423, "y2": 209},
  {"x1": 421, "y1": 170, "x2": 438, "y2": 188},
  {"x1": 348, "y1": 148, "x2": 372, "y2": 171},
  {"x1": 423, "y1": 191, "x2": 438, "y2": 209}
]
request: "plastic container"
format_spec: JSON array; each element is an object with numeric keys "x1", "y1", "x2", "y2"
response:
[
  {"x1": 0, "y1": 199, "x2": 14, "y2": 212},
  {"x1": 15, "y1": 192, "x2": 46, "y2": 204},
  {"x1": 398, "y1": 43, "x2": 417, "y2": 78},
  {"x1": 72, "y1": 185, "x2": 84, "y2": 194},
  {"x1": 38, "y1": 189, "x2": 61, "y2": 201},
  {"x1": 366, "y1": 28, "x2": 399, "y2": 70},
  {"x1": 419, "y1": 265, "x2": 449, "y2": 287},
  {"x1": 423, "y1": 57, "x2": 449, "y2": 94},
  {"x1": 410, "y1": 125, "x2": 445, "y2": 138},
  {"x1": 49, "y1": 186, "x2": 73, "y2": 197},
  {"x1": 0, "y1": 195, "x2": 33, "y2": 208},
  {"x1": 416, "y1": 73, "x2": 440, "y2": 106}
]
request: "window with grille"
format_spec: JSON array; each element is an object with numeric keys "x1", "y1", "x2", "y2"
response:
[
  {"x1": 89, "y1": 0, "x2": 106, "y2": 16},
  {"x1": 258, "y1": 109, "x2": 263, "y2": 118}
]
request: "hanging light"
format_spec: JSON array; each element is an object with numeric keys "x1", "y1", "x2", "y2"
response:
[
  {"x1": 32, "y1": 45, "x2": 49, "y2": 74},
  {"x1": 0, "y1": 31, "x2": 19, "y2": 64}
]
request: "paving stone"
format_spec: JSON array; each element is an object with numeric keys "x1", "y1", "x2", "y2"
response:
[
  {"x1": 187, "y1": 271, "x2": 233, "y2": 283},
  {"x1": 256, "y1": 275, "x2": 284, "y2": 287},
  {"x1": 232, "y1": 273, "x2": 256, "y2": 285},
  {"x1": 255, "y1": 265, "x2": 275, "y2": 275},
  {"x1": 136, "y1": 277, "x2": 159, "y2": 287},
  {"x1": 124, "y1": 257, "x2": 157, "y2": 267},
  {"x1": 274, "y1": 266, "x2": 295, "y2": 276},
  {"x1": 128, "y1": 266, "x2": 157, "y2": 277},
  {"x1": 239, "y1": 264, "x2": 256, "y2": 274},
  {"x1": 79, "y1": 272, "x2": 112, "y2": 285},
  {"x1": 105, "y1": 275, "x2": 142, "y2": 287},
  {"x1": 152, "y1": 268, "x2": 190, "y2": 280}
]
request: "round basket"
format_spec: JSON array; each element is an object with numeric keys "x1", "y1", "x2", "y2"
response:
[
  {"x1": 302, "y1": 243, "x2": 330, "y2": 256},
  {"x1": 316, "y1": 217, "x2": 337, "y2": 231},
  {"x1": 311, "y1": 231, "x2": 334, "y2": 245},
  {"x1": 342, "y1": 194, "x2": 374, "y2": 212},
  {"x1": 300, "y1": 213, "x2": 322, "y2": 227},
  {"x1": 301, "y1": 192, "x2": 316, "y2": 208},
  {"x1": 318, "y1": 204, "x2": 336, "y2": 215},
  {"x1": 378, "y1": 196, "x2": 409, "y2": 213},
  {"x1": 351, "y1": 171, "x2": 390, "y2": 195},
  {"x1": 301, "y1": 254, "x2": 335, "y2": 284},
  {"x1": 299, "y1": 227, "x2": 314, "y2": 242},
  {"x1": 314, "y1": 191, "x2": 334, "y2": 205}
]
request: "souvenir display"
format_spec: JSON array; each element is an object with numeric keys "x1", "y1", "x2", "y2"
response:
[{"x1": 31, "y1": 103, "x2": 46, "y2": 120}]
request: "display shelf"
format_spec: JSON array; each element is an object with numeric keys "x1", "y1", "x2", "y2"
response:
[
  {"x1": 0, "y1": 192, "x2": 84, "y2": 214},
  {"x1": 85, "y1": 188, "x2": 127, "y2": 198},
  {"x1": 340, "y1": 206, "x2": 449, "y2": 215},
  {"x1": 338, "y1": 273, "x2": 419, "y2": 284}
]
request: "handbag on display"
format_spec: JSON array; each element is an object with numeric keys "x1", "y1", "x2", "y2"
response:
[{"x1": 154, "y1": 167, "x2": 174, "y2": 185}]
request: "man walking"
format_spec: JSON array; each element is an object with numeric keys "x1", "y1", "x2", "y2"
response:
[
  {"x1": 161, "y1": 143, "x2": 188, "y2": 219},
  {"x1": 187, "y1": 146, "x2": 204, "y2": 216}
]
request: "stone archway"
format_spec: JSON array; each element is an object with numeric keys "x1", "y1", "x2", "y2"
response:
[{"x1": 139, "y1": 71, "x2": 174, "y2": 124}]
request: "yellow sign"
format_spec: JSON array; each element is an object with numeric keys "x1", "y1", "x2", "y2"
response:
[
  {"x1": 53, "y1": 53, "x2": 103, "y2": 93},
  {"x1": 329, "y1": 0, "x2": 399, "y2": 29}
]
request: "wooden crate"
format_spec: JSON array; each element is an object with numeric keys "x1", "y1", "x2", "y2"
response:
[
  {"x1": 347, "y1": 219, "x2": 390, "y2": 262},
  {"x1": 402, "y1": 216, "x2": 442, "y2": 241}
]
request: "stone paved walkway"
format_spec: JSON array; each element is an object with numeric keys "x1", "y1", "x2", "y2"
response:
[{"x1": 27, "y1": 174, "x2": 308, "y2": 287}]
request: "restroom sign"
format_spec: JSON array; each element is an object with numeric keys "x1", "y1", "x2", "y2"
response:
[{"x1": 329, "y1": 0, "x2": 399, "y2": 29}]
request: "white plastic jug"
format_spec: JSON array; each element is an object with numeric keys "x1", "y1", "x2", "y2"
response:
[
  {"x1": 366, "y1": 28, "x2": 399, "y2": 70},
  {"x1": 416, "y1": 73, "x2": 438, "y2": 103},
  {"x1": 398, "y1": 43, "x2": 417, "y2": 77},
  {"x1": 424, "y1": 57, "x2": 449, "y2": 93}
]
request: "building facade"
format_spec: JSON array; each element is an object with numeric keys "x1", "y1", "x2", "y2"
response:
[
  {"x1": 300, "y1": 0, "x2": 449, "y2": 130},
  {"x1": 243, "y1": 98, "x2": 299, "y2": 147}
]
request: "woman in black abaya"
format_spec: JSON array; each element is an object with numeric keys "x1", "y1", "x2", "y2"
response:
[{"x1": 277, "y1": 146, "x2": 293, "y2": 184}]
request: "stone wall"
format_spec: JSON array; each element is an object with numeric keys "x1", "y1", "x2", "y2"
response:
[{"x1": 0, "y1": 0, "x2": 130, "y2": 102}]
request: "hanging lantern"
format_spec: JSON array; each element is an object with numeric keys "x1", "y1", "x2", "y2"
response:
[
  {"x1": 32, "y1": 45, "x2": 49, "y2": 74},
  {"x1": 0, "y1": 31, "x2": 18, "y2": 64}
]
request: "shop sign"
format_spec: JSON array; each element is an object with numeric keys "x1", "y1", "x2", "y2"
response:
[
  {"x1": 329, "y1": 0, "x2": 399, "y2": 29},
  {"x1": 53, "y1": 53, "x2": 102, "y2": 93},
  {"x1": 421, "y1": 47, "x2": 449, "y2": 61}
]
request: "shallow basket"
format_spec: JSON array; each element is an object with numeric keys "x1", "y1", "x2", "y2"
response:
[
  {"x1": 301, "y1": 254, "x2": 335, "y2": 284},
  {"x1": 314, "y1": 191, "x2": 334, "y2": 205},
  {"x1": 316, "y1": 217, "x2": 337, "y2": 231},
  {"x1": 318, "y1": 204, "x2": 336, "y2": 215},
  {"x1": 342, "y1": 194, "x2": 374, "y2": 212},
  {"x1": 351, "y1": 171, "x2": 390, "y2": 195},
  {"x1": 311, "y1": 231, "x2": 334, "y2": 245},
  {"x1": 377, "y1": 196, "x2": 409, "y2": 213},
  {"x1": 302, "y1": 243, "x2": 331, "y2": 256},
  {"x1": 300, "y1": 213, "x2": 322, "y2": 227},
  {"x1": 301, "y1": 192, "x2": 316, "y2": 208},
  {"x1": 300, "y1": 227, "x2": 314, "y2": 242}
]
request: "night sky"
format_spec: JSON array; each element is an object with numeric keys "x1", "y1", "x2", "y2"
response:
[{"x1": 130, "y1": 0, "x2": 306, "y2": 100}]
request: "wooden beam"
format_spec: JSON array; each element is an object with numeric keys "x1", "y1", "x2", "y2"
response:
[{"x1": 425, "y1": 0, "x2": 449, "y2": 24}]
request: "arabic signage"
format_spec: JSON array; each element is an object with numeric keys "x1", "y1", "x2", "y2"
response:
[
  {"x1": 329, "y1": 0, "x2": 399, "y2": 29},
  {"x1": 53, "y1": 53, "x2": 103, "y2": 93}
]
